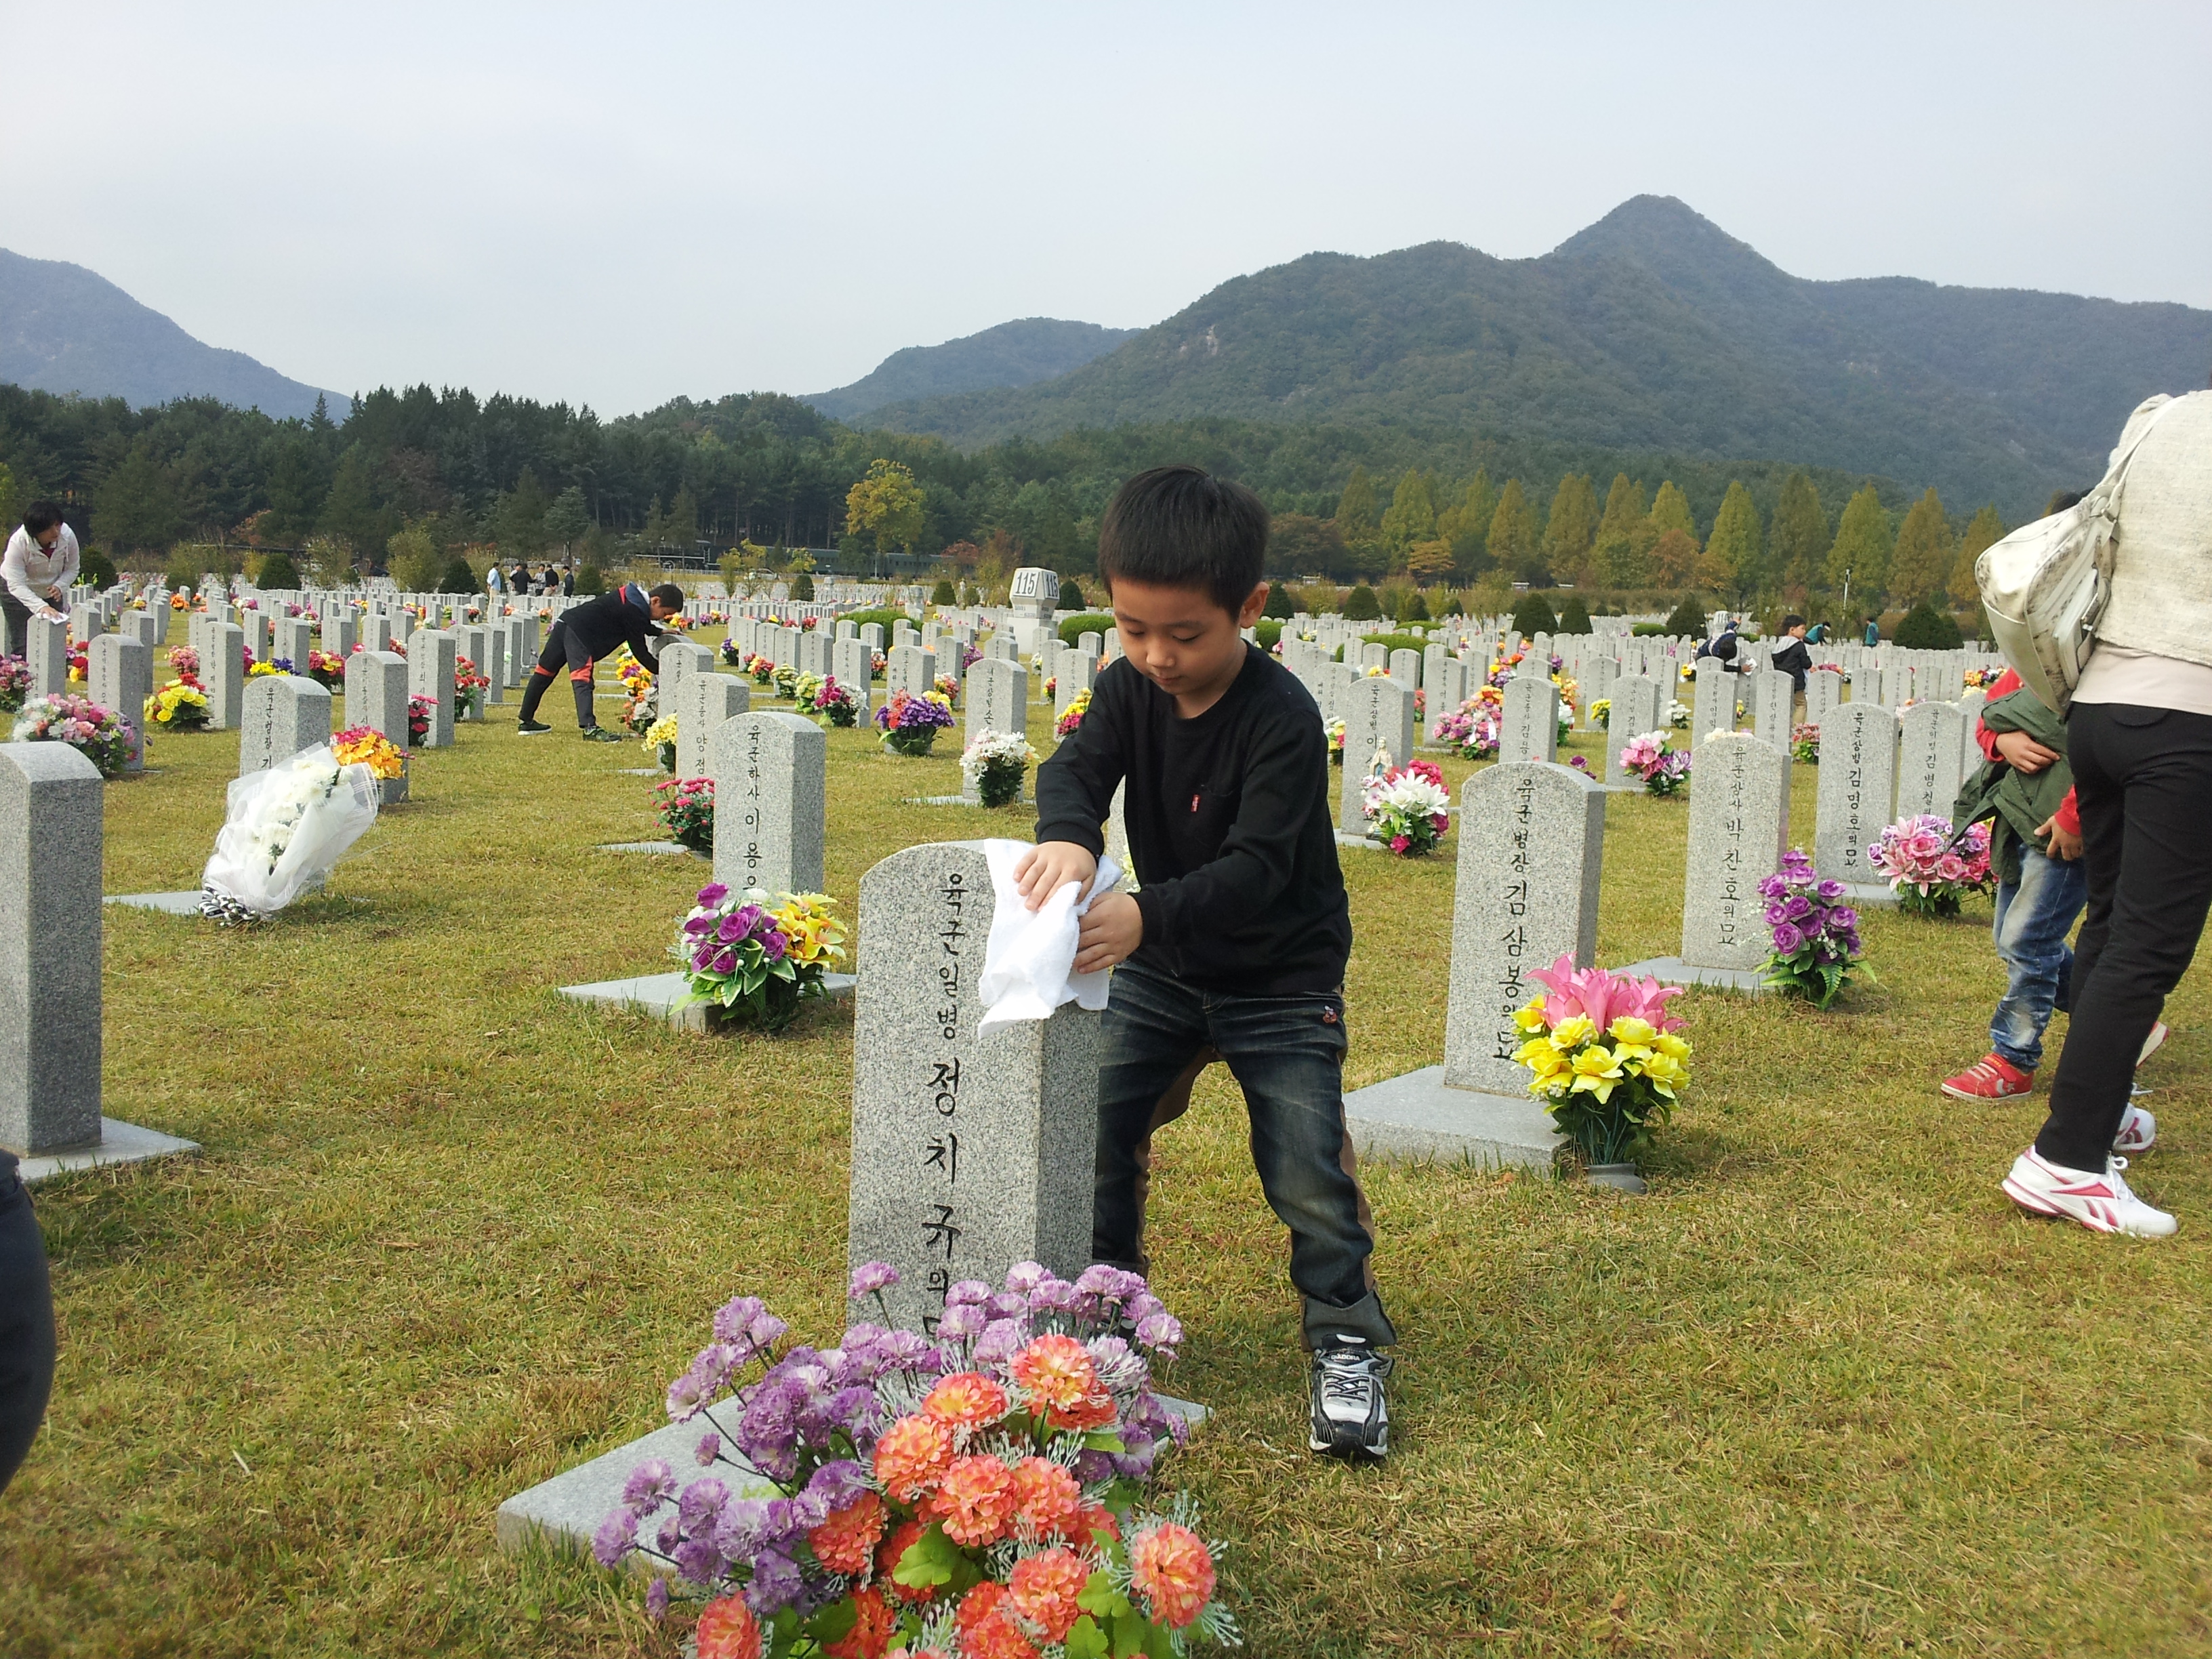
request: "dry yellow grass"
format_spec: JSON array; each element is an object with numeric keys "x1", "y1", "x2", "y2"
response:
[{"x1": 3, "y1": 649, "x2": 2209, "y2": 1657}]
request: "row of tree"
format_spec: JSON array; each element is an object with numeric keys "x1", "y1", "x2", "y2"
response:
[
  {"x1": 1286, "y1": 464, "x2": 2007, "y2": 609},
  {"x1": 0, "y1": 377, "x2": 1999, "y2": 607}
]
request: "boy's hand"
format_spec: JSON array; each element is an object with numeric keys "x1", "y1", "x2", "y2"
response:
[
  {"x1": 1074, "y1": 890, "x2": 1143, "y2": 974},
  {"x1": 1014, "y1": 840, "x2": 1097, "y2": 911},
  {"x1": 2036, "y1": 813, "x2": 2083, "y2": 861},
  {"x1": 1994, "y1": 731, "x2": 2060, "y2": 774}
]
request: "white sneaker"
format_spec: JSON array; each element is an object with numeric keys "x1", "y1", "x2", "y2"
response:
[
  {"x1": 2114, "y1": 1103, "x2": 2157, "y2": 1154},
  {"x1": 2002, "y1": 1149, "x2": 2176, "y2": 1238}
]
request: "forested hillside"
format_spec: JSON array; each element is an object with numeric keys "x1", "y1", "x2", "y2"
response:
[
  {"x1": 857, "y1": 197, "x2": 2212, "y2": 518},
  {"x1": 0, "y1": 248, "x2": 344, "y2": 420},
  {"x1": 805, "y1": 319, "x2": 1139, "y2": 420}
]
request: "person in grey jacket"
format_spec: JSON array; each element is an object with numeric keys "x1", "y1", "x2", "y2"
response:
[{"x1": 2002, "y1": 382, "x2": 2212, "y2": 1240}]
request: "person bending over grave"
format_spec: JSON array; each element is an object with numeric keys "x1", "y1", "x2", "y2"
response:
[
  {"x1": 516, "y1": 579, "x2": 683, "y2": 740},
  {"x1": 1017, "y1": 464, "x2": 1397, "y2": 1462}
]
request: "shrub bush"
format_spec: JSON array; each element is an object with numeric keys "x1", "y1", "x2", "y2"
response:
[
  {"x1": 1263, "y1": 581, "x2": 1295, "y2": 619},
  {"x1": 1664, "y1": 595, "x2": 1707, "y2": 636},
  {"x1": 1511, "y1": 593, "x2": 1558, "y2": 636},
  {"x1": 1343, "y1": 584, "x2": 1382, "y2": 620},
  {"x1": 255, "y1": 550, "x2": 301, "y2": 590},
  {"x1": 1058, "y1": 612, "x2": 1117, "y2": 648},
  {"x1": 1556, "y1": 594, "x2": 1593, "y2": 634},
  {"x1": 840, "y1": 605, "x2": 910, "y2": 634},
  {"x1": 438, "y1": 555, "x2": 477, "y2": 594},
  {"x1": 1060, "y1": 577, "x2": 1086, "y2": 609},
  {"x1": 572, "y1": 565, "x2": 606, "y2": 596},
  {"x1": 931, "y1": 579, "x2": 958, "y2": 605},
  {"x1": 1893, "y1": 601, "x2": 1964, "y2": 649}
]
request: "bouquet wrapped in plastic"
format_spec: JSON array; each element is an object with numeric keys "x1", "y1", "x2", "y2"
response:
[{"x1": 199, "y1": 745, "x2": 380, "y2": 924}]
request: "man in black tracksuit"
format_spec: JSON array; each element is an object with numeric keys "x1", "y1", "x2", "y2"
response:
[{"x1": 517, "y1": 581, "x2": 684, "y2": 739}]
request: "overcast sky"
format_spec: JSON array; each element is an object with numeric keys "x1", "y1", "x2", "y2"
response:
[{"x1": 12, "y1": 1, "x2": 2209, "y2": 415}]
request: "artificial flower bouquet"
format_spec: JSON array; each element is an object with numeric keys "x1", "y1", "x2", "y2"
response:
[
  {"x1": 645, "y1": 716, "x2": 680, "y2": 772},
  {"x1": 453, "y1": 655, "x2": 490, "y2": 716},
  {"x1": 145, "y1": 680, "x2": 212, "y2": 731},
  {"x1": 934, "y1": 672, "x2": 962, "y2": 709},
  {"x1": 871, "y1": 650, "x2": 887, "y2": 680},
  {"x1": 1618, "y1": 733, "x2": 1689, "y2": 797},
  {"x1": 406, "y1": 695, "x2": 432, "y2": 747},
  {"x1": 198, "y1": 744, "x2": 381, "y2": 924},
  {"x1": 167, "y1": 645, "x2": 201, "y2": 678},
  {"x1": 13, "y1": 693, "x2": 138, "y2": 776},
  {"x1": 1362, "y1": 760, "x2": 1452, "y2": 856},
  {"x1": 1432, "y1": 698, "x2": 1500, "y2": 761},
  {"x1": 1758, "y1": 848, "x2": 1868, "y2": 1008},
  {"x1": 247, "y1": 657, "x2": 292, "y2": 679},
  {"x1": 1666, "y1": 698, "x2": 1691, "y2": 730},
  {"x1": 66, "y1": 644, "x2": 87, "y2": 683},
  {"x1": 962, "y1": 729, "x2": 1038, "y2": 808},
  {"x1": 621, "y1": 683, "x2": 659, "y2": 735},
  {"x1": 810, "y1": 676, "x2": 861, "y2": 728},
  {"x1": 0, "y1": 655, "x2": 32, "y2": 716},
  {"x1": 1589, "y1": 697, "x2": 1610, "y2": 732},
  {"x1": 593, "y1": 1259, "x2": 1235, "y2": 1659},
  {"x1": 657, "y1": 776, "x2": 715, "y2": 853},
  {"x1": 722, "y1": 638, "x2": 747, "y2": 668},
  {"x1": 669, "y1": 882, "x2": 846, "y2": 1031},
  {"x1": 332, "y1": 725, "x2": 406, "y2": 780},
  {"x1": 960, "y1": 642, "x2": 983, "y2": 670},
  {"x1": 747, "y1": 653, "x2": 777, "y2": 687},
  {"x1": 1789, "y1": 723, "x2": 1820, "y2": 765},
  {"x1": 1055, "y1": 689, "x2": 1091, "y2": 741},
  {"x1": 1866, "y1": 814, "x2": 1992, "y2": 918},
  {"x1": 1513, "y1": 954, "x2": 1689, "y2": 1168},
  {"x1": 306, "y1": 649, "x2": 346, "y2": 690},
  {"x1": 1324, "y1": 714, "x2": 1346, "y2": 764},
  {"x1": 1962, "y1": 666, "x2": 2001, "y2": 691},
  {"x1": 876, "y1": 689, "x2": 956, "y2": 757}
]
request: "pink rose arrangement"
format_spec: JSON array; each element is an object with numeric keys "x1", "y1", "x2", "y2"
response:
[{"x1": 1866, "y1": 814, "x2": 1991, "y2": 918}]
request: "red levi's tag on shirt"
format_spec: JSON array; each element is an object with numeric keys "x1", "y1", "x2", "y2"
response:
[{"x1": 1191, "y1": 793, "x2": 1201, "y2": 813}]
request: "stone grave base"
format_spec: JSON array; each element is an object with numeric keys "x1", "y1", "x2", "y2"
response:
[
  {"x1": 1613, "y1": 956, "x2": 1773, "y2": 994},
  {"x1": 104, "y1": 891, "x2": 205, "y2": 916},
  {"x1": 1334, "y1": 832, "x2": 1383, "y2": 852},
  {"x1": 18, "y1": 1117, "x2": 201, "y2": 1185},
  {"x1": 596, "y1": 842, "x2": 707, "y2": 857},
  {"x1": 616, "y1": 766, "x2": 664, "y2": 775},
  {"x1": 495, "y1": 1397, "x2": 1208, "y2": 1557},
  {"x1": 1834, "y1": 881, "x2": 1900, "y2": 909},
  {"x1": 910, "y1": 793, "x2": 1029, "y2": 808},
  {"x1": 559, "y1": 969, "x2": 857, "y2": 1032},
  {"x1": 1343, "y1": 1067, "x2": 1561, "y2": 1169}
]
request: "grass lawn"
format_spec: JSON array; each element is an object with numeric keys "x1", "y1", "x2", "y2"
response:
[{"x1": 5, "y1": 646, "x2": 2209, "y2": 1657}]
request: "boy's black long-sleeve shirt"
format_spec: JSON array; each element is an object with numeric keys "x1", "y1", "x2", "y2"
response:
[
  {"x1": 560, "y1": 583, "x2": 667, "y2": 668},
  {"x1": 1033, "y1": 644, "x2": 1351, "y2": 996}
]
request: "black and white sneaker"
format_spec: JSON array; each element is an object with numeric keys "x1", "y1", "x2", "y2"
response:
[
  {"x1": 1308, "y1": 1336, "x2": 1392, "y2": 1461},
  {"x1": 516, "y1": 719, "x2": 552, "y2": 735}
]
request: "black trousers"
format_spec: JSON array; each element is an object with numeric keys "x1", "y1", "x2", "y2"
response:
[
  {"x1": 516, "y1": 619, "x2": 598, "y2": 728},
  {"x1": 0, "y1": 1171, "x2": 56, "y2": 1494},
  {"x1": 1, "y1": 594, "x2": 33, "y2": 659},
  {"x1": 2038, "y1": 702, "x2": 2212, "y2": 1170}
]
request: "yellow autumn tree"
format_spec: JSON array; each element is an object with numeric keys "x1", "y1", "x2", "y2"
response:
[{"x1": 844, "y1": 459, "x2": 926, "y2": 559}]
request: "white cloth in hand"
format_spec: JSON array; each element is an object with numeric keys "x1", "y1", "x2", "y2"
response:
[{"x1": 977, "y1": 838, "x2": 1122, "y2": 1036}]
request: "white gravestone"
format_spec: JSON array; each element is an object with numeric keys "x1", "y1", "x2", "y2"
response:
[
  {"x1": 1896, "y1": 700, "x2": 1969, "y2": 821},
  {"x1": 710, "y1": 712, "x2": 826, "y2": 897},
  {"x1": 963, "y1": 659, "x2": 1029, "y2": 803},
  {"x1": 87, "y1": 634, "x2": 150, "y2": 773},
  {"x1": 847, "y1": 842, "x2": 1098, "y2": 1333},
  {"x1": 239, "y1": 674, "x2": 332, "y2": 777},
  {"x1": 28, "y1": 614, "x2": 70, "y2": 696},
  {"x1": 407, "y1": 629, "x2": 457, "y2": 748},
  {"x1": 204, "y1": 621, "x2": 246, "y2": 731},
  {"x1": 679, "y1": 672, "x2": 750, "y2": 781},
  {"x1": 1691, "y1": 659, "x2": 1732, "y2": 739},
  {"x1": 1500, "y1": 676, "x2": 1559, "y2": 764},
  {"x1": 886, "y1": 645, "x2": 937, "y2": 699},
  {"x1": 1338, "y1": 675, "x2": 1416, "y2": 836},
  {"x1": 1815, "y1": 703, "x2": 1898, "y2": 886},
  {"x1": 1607, "y1": 675, "x2": 1666, "y2": 787},
  {"x1": 1677, "y1": 733, "x2": 1790, "y2": 975}
]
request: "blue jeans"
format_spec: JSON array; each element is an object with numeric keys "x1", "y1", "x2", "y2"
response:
[
  {"x1": 1092, "y1": 960, "x2": 1395, "y2": 1349},
  {"x1": 1990, "y1": 842, "x2": 2088, "y2": 1071}
]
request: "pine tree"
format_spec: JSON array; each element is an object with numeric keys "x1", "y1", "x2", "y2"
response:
[
  {"x1": 1487, "y1": 479, "x2": 1537, "y2": 576},
  {"x1": 1593, "y1": 474, "x2": 1649, "y2": 586},
  {"x1": 1700, "y1": 481, "x2": 1762, "y2": 596},
  {"x1": 1647, "y1": 480, "x2": 1695, "y2": 542},
  {"x1": 1263, "y1": 581, "x2": 1296, "y2": 619},
  {"x1": 1541, "y1": 473, "x2": 1599, "y2": 584},
  {"x1": 1334, "y1": 466, "x2": 1379, "y2": 539},
  {"x1": 1769, "y1": 472, "x2": 1829, "y2": 591},
  {"x1": 1826, "y1": 485, "x2": 1893, "y2": 602},
  {"x1": 1511, "y1": 592, "x2": 1558, "y2": 637},
  {"x1": 1887, "y1": 487, "x2": 1954, "y2": 607},
  {"x1": 1439, "y1": 469, "x2": 1495, "y2": 571},
  {"x1": 932, "y1": 578, "x2": 958, "y2": 605},
  {"x1": 1557, "y1": 594, "x2": 1593, "y2": 634},
  {"x1": 1950, "y1": 504, "x2": 2005, "y2": 606},
  {"x1": 1378, "y1": 469, "x2": 1437, "y2": 554},
  {"x1": 1342, "y1": 583, "x2": 1382, "y2": 621}
]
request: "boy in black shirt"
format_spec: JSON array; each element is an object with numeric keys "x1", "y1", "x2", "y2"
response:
[
  {"x1": 1018, "y1": 466, "x2": 1396, "y2": 1460},
  {"x1": 516, "y1": 581, "x2": 684, "y2": 740}
]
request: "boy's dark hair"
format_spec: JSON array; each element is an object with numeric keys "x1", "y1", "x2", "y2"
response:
[
  {"x1": 1097, "y1": 466, "x2": 1267, "y2": 617},
  {"x1": 22, "y1": 501, "x2": 63, "y2": 535},
  {"x1": 648, "y1": 582, "x2": 686, "y2": 611},
  {"x1": 1783, "y1": 613, "x2": 1805, "y2": 629}
]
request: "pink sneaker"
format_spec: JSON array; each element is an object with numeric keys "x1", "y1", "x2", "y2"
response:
[
  {"x1": 1941, "y1": 1053, "x2": 2033, "y2": 1101},
  {"x1": 2114, "y1": 1103, "x2": 2157, "y2": 1153},
  {"x1": 2002, "y1": 1149, "x2": 2175, "y2": 1237}
]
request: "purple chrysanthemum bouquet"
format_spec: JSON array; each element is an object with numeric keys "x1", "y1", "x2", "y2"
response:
[{"x1": 1758, "y1": 848, "x2": 1871, "y2": 1008}]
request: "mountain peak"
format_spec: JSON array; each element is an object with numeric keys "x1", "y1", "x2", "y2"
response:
[
  {"x1": 806, "y1": 316, "x2": 1139, "y2": 420},
  {"x1": 1549, "y1": 194, "x2": 1784, "y2": 283}
]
